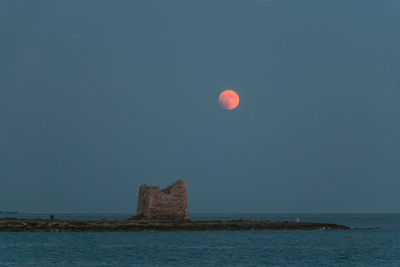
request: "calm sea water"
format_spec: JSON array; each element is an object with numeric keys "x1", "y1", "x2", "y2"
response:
[{"x1": 0, "y1": 214, "x2": 399, "y2": 266}]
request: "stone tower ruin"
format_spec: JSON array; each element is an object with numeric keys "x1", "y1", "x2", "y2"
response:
[{"x1": 134, "y1": 180, "x2": 190, "y2": 220}]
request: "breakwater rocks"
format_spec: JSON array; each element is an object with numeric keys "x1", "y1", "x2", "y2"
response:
[{"x1": 0, "y1": 218, "x2": 350, "y2": 232}]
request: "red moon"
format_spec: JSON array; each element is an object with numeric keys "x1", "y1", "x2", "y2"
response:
[{"x1": 218, "y1": 90, "x2": 239, "y2": 110}]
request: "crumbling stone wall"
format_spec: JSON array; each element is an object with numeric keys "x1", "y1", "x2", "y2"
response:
[{"x1": 135, "y1": 180, "x2": 189, "y2": 220}]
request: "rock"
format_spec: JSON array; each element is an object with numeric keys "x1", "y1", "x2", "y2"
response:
[
  {"x1": 0, "y1": 180, "x2": 351, "y2": 232},
  {"x1": 0, "y1": 218, "x2": 350, "y2": 232}
]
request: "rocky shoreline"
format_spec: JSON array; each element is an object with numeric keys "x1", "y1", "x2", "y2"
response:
[{"x1": 0, "y1": 218, "x2": 350, "y2": 232}]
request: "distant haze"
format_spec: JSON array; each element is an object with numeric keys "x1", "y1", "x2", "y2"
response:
[{"x1": 1, "y1": 0, "x2": 399, "y2": 213}]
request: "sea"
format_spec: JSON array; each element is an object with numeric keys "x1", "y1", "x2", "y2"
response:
[{"x1": 0, "y1": 213, "x2": 399, "y2": 266}]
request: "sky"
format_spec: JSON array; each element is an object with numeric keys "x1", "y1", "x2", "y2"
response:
[{"x1": 1, "y1": 0, "x2": 400, "y2": 213}]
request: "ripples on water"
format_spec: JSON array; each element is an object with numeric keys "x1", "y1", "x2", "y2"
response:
[{"x1": 0, "y1": 214, "x2": 399, "y2": 266}]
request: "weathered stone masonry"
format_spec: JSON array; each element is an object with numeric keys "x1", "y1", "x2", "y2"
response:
[{"x1": 135, "y1": 180, "x2": 190, "y2": 220}]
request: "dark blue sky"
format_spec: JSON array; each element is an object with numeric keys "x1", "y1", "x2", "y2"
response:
[{"x1": 1, "y1": 0, "x2": 399, "y2": 213}]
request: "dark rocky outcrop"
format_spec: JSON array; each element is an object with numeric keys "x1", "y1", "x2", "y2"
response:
[
  {"x1": 1, "y1": 181, "x2": 350, "y2": 232},
  {"x1": 0, "y1": 218, "x2": 350, "y2": 232}
]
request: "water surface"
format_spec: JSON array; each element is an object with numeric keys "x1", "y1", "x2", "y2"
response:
[{"x1": 1, "y1": 214, "x2": 399, "y2": 266}]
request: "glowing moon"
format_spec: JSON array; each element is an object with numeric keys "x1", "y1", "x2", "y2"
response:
[{"x1": 218, "y1": 90, "x2": 239, "y2": 110}]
